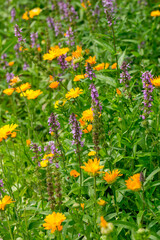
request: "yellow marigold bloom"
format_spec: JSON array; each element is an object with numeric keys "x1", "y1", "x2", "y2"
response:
[
  {"x1": 151, "y1": 10, "x2": 160, "y2": 17},
  {"x1": 103, "y1": 169, "x2": 122, "y2": 184},
  {"x1": 49, "y1": 81, "x2": 59, "y2": 89},
  {"x1": 73, "y1": 74, "x2": 85, "y2": 82},
  {"x1": 116, "y1": 88, "x2": 121, "y2": 95},
  {"x1": 22, "y1": 11, "x2": 29, "y2": 20},
  {"x1": 98, "y1": 200, "x2": 106, "y2": 206},
  {"x1": 125, "y1": 173, "x2": 141, "y2": 191},
  {"x1": 81, "y1": 203, "x2": 84, "y2": 210},
  {"x1": 42, "y1": 153, "x2": 54, "y2": 160},
  {"x1": 83, "y1": 124, "x2": 92, "y2": 133},
  {"x1": 70, "y1": 170, "x2": 80, "y2": 178},
  {"x1": 105, "y1": 63, "x2": 110, "y2": 69},
  {"x1": 40, "y1": 160, "x2": 49, "y2": 167},
  {"x1": 8, "y1": 61, "x2": 14, "y2": 66},
  {"x1": 43, "y1": 46, "x2": 69, "y2": 61},
  {"x1": 100, "y1": 217, "x2": 114, "y2": 235},
  {"x1": 0, "y1": 124, "x2": 18, "y2": 142},
  {"x1": 86, "y1": 56, "x2": 96, "y2": 65},
  {"x1": 3, "y1": 88, "x2": 14, "y2": 95},
  {"x1": 82, "y1": 108, "x2": 93, "y2": 122},
  {"x1": 94, "y1": 63, "x2": 104, "y2": 71},
  {"x1": 72, "y1": 46, "x2": 82, "y2": 59},
  {"x1": 43, "y1": 212, "x2": 66, "y2": 233},
  {"x1": 0, "y1": 196, "x2": 14, "y2": 210},
  {"x1": 81, "y1": 158, "x2": 104, "y2": 176},
  {"x1": 65, "y1": 56, "x2": 72, "y2": 62},
  {"x1": 16, "y1": 82, "x2": 31, "y2": 93},
  {"x1": 21, "y1": 89, "x2": 42, "y2": 99},
  {"x1": 65, "y1": 87, "x2": 83, "y2": 100},
  {"x1": 54, "y1": 99, "x2": 66, "y2": 108},
  {"x1": 26, "y1": 139, "x2": 31, "y2": 146},
  {"x1": 29, "y1": 8, "x2": 41, "y2": 18},
  {"x1": 10, "y1": 76, "x2": 21, "y2": 86},
  {"x1": 151, "y1": 76, "x2": 160, "y2": 87},
  {"x1": 111, "y1": 63, "x2": 117, "y2": 69},
  {"x1": 88, "y1": 151, "x2": 96, "y2": 156}
]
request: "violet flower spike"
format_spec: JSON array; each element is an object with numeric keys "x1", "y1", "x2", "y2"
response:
[
  {"x1": 89, "y1": 83, "x2": 102, "y2": 112},
  {"x1": 102, "y1": 0, "x2": 114, "y2": 26},
  {"x1": 85, "y1": 63, "x2": 96, "y2": 80},
  {"x1": 119, "y1": 61, "x2": 131, "y2": 87}
]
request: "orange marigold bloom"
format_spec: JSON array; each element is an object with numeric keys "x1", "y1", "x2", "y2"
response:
[
  {"x1": 83, "y1": 124, "x2": 92, "y2": 133},
  {"x1": 98, "y1": 199, "x2": 106, "y2": 206},
  {"x1": 125, "y1": 173, "x2": 141, "y2": 191},
  {"x1": 103, "y1": 169, "x2": 123, "y2": 184},
  {"x1": 8, "y1": 61, "x2": 14, "y2": 66},
  {"x1": 65, "y1": 56, "x2": 72, "y2": 62},
  {"x1": 0, "y1": 196, "x2": 14, "y2": 210},
  {"x1": 11, "y1": 132, "x2": 17, "y2": 138},
  {"x1": 70, "y1": 170, "x2": 80, "y2": 178},
  {"x1": 0, "y1": 124, "x2": 18, "y2": 142},
  {"x1": 73, "y1": 74, "x2": 85, "y2": 82},
  {"x1": 81, "y1": 203, "x2": 84, "y2": 210},
  {"x1": 94, "y1": 63, "x2": 104, "y2": 71},
  {"x1": 86, "y1": 56, "x2": 96, "y2": 65},
  {"x1": 151, "y1": 76, "x2": 160, "y2": 87},
  {"x1": 65, "y1": 88, "x2": 83, "y2": 100},
  {"x1": 10, "y1": 76, "x2": 21, "y2": 86},
  {"x1": 3, "y1": 88, "x2": 14, "y2": 95},
  {"x1": 72, "y1": 46, "x2": 82, "y2": 59},
  {"x1": 43, "y1": 212, "x2": 66, "y2": 234},
  {"x1": 26, "y1": 139, "x2": 31, "y2": 146},
  {"x1": 49, "y1": 75, "x2": 54, "y2": 81},
  {"x1": 105, "y1": 63, "x2": 110, "y2": 69},
  {"x1": 82, "y1": 108, "x2": 93, "y2": 122},
  {"x1": 100, "y1": 217, "x2": 114, "y2": 235},
  {"x1": 22, "y1": 11, "x2": 29, "y2": 20},
  {"x1": 49, "y1": 81, "x2": 59, "y2": 89},
  {"x1": 79, "y1": 118, "x2": 86, "y2": 126},
  {"x1": 21, "y1": 89, "x2": 42, "y2": 99},
  {"x1": 151, "y1": 10, "x2": 160, "y2": 17},
  {"x1": 100, "y1": 216, "x2": 108, "y2": 228},
  {"x1": 81, "y1": 158, "x2": 104, "y2": 176},
  {"x1": 111, "y1": 63, "x2": 117, "y2": 69},
  {"x1": 16, "y1": 82, "x2": 31, "y2": 93},
  {"x1": 116, "y1": 88, "x2": 121, "y2": 95},
  {"x1": 37, "y1": 47, "x2": 41, "y2": 52}
]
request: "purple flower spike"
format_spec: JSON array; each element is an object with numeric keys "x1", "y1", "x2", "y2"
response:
[
  {"x1": 102, "y1": 0, "x2": 114, "y2": 26},
  {"x1": 89, "y1": 83, "x2": 102, "y2": 112},
  {"x1": 0, "y1": 179, "x2": 5, "y2": 196},
  {"x1": 14, "y1": 24, "x2": 25, "y2": 42},
  {"x1": 119, "y1": 61, "x2": 131, "y2": 87},
  {"x1": 48, "y1": 113, "x2": 60, "y2": 134},
  {"x1": 11, "y1": 8, "x2": 16, "y2": 22},
  {"x1": 85, "y1": 63, "x2": 96, "y2": 80}
]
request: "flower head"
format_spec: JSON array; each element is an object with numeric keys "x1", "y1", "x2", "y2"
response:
[
  {"x1": 70, "y1": 170, "x2": 80, "y2": 178},
  {"x1": 81, "y1": 158, "x2": 104, "y2": 176},
  {"x1": 111, "y1": 63, "x2": 117, "y2": 69},
  {"x1": 29, "y1": 8, "x2": 41, "y2": 18},
  {"x1": 100, "y1": 216, "x2": 114, "y2": 235},
  {"x1": 151, "y1": 76, "x2": 160, "y2": 87},
  {"x1": 40, "y1": 159, "x2": 49, "y2": 167},
  {"x1": 151, "y1": 10, "x2": 160, "y2": 17},
  {"x1": 9, "y1": 76, "x2": 21, "y2": 86},
  {"x1": 21, "y1": 89, "x2": 42, "y2": 99},
  {"x1": 125, "y1": 173, "x2": 141, "y2": 191},
  {"x1": 73, "y1": 74, "x2": 85, "y2": 82},
  {"x1": 26, "y1": 139, "x2": 31, "y2": 146},
  {"x1": 0, "y1": 124, "x2": 18, "y2": 142},
  {"x1": 43, "y1": 212, "x2": 66, "y2": 233},
  {"x1": 86, "y1": 56, "x2": 96, "y2": 65},
  {"x1": 49, "y1": 81, "x2": 59, "y2": 89},
  {"x1": 3, "y1": 88, "x2": 14, "y2": 95},
  {"x1": 65, "y1": 88, "x2": 83, "y2": 100},
  {"x1": 8, "y1": 61, "x2": 14, "y2": 66},
  {"x1": 103, "y1": 169, "x2": 123, "y2": 184},
  {"x1": 0, "y1": 195, "x2": 14, "y2": 210},
  {"x1": 88, "y1": 151, "x2": 96, "y2": 156},
  {"x1": 16, "y1": 82, "x2": 31, "y2": 93},
  {"x1": 43, "y1": 46, "x2": 69, "y2": 61},
  {"x1": 98, "y1": 199, "x2": 106, "y2": 206},
  {"x1": 82, "y1": 108, "x2": 93, "y2": 122}
]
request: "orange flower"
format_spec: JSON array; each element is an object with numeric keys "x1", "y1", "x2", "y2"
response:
[
  {"x1": 29, "y1": 8, "x2": 42, "y2": 18},
  {"x1": 70, "y1": 170, "x2": 80, "y2": 178},
  {"x1": 105, "y1": 63, "x2": 110, "y2": 69},
  {"x1": 0, "y1": 196, "x2": 14, "y2": 210},
  {"x1": 86, "y1": 56, "x2": 96, "y2": 65},
  {"x1": 100, "y1": 217, "x2": 114, "y2": 235},
  {"x1": 43, "y1": 212, "x2": 66, "y2": 234},
  {"x1": 37, "y1": 47, "x2": 41, "y2": 52},
  {"x1": 94, "y1": 63, "x2": 104, "y2": 71},
  {"x1": 125, "y1": 173, "x2": 141, "y2": 191},
  {"x1": 111, "y1": 63, "x2": 117, "y2": 69},
  {"x1": 100, "y1": 216, "x2": 108, "y2": 228},
  {"x1": 10, "y1": 76, "x2": 21, "y2": 86},
  {"x1": 81, "y1": 203, "x2": 84, "y2": 210},
  {"x1": 8, "y1": 61, "x2": 14, "y2": 66},
  {"x1": 83, "y1": 124, "x2": 92, "y2": 133},
  {"x1": 82, "y1": 108, "x2": 93, "y2": 122},
  {"x1": 26, "y1": 139, "x2": 31, "y2": 146},
  {"x1": 72, "y1": 46, "x2": 82, "y2": 59},
  {"x1": 16, "y1": 83, "x2": 31, "y2": 93},
  {"x1": 79, "y1": 118, "x2": 86, "y2": 126},
  {"x1": 151, "y1": 76, "x2": 160, "y2": 87},
  {"x1": 43, "y1": 46, "x2": 69, "y2": 61},
  {"x1": 81, "y1": 158, "x2": 104, "y2": 176},
  {"x1": 11, "y1": 132, "x2": 17, "y2": 138},
  {"x1": 49, "y1": 75, "x2": 54, "y2": 81},
  {"x1": 116, "y1": 88, "x2": 121, "y2": 95},
  {"x1": 151, "y1": 10, "x2": 160, "y2": 17},
  {"x1": 88, "y1": 151, "x2": 96, "y2": 156},
  {"x1": 65, "y1": 56, "x2": 72, "y2": 62},
  {"x1": 22, "y1": 11, "x2": 29, "y2": 20},
  {"x1": 3, "y1": 88, "x2": 14, "y2": 95},
  {"x1": 103, "y1": 169, "x2": 123, "y2": 184},
  {"x1": 73, "y1": 75, "x2": 85, "y2": 82},
  {"x1": 98, "y1": 199, "x2": 106, "y2": 206},
  {"x1": 21, "y1": 89, "x2": 42, "y2": 99},
  {"x1": 49, "y1": 81, "x2": 59, "y2": 89}
]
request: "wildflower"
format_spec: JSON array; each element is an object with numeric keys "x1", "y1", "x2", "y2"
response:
[
  {"x1": 81, "y1": 203, "x2": 84, "y2": 210},
  {"x1": 48, "y1": 113, "x2": 60, "y2": 135},
  {"x1": 88, "y1": 151, "x2": 96, "y2": 156},
  {"x1": 22, "y1": 11, "x2": 29, "y2": 20},
  {"x1": 9, "y1": 76, "x2": 21, "y2": 86},
  {"x1": 111, "y1": 63, "x2": 117, "y2": 69},
  {"x1": 0, "y1": 124, "x2": 18, "y2": 142},
  {"x1": 94, "y1": 63, "x2": 104, "y2": 71},
  {"x1": 11, "y1": 132, "x2": 16, "y2": 138},
  {"x1": 6, "y1": 72, "x2": 14, "y2": 83},
  {"x1": 105, "y1": 63, "x2": 110, "y2": 69},
  {"x1": 79, "y1": 118, "x2": 86, "y2": 126},
  {"x1": 116, "y1": 88, "x2": 121, "y2": 95},
  {"x1": 14, "y1": 24, "x2": 25, "y2": 42},
  {"x1": 73, "y1": 74, "x2": 85, "y2": 82},
  {"x1": 58, "y1": 54, "x2": 68, "y2": 70},
  {"x1": 30, "y1": 32, "x2": 38, "y2": 48},
  {"x1": 64, "y1": 27, "x2": 75, "y2": 46},
  {"x1": 0, "y1": 196, "x2": 14, "y2": 210},
  {"x1": 40, "y1": 159, "x2": 49, "y2": 167},
  {"x1": 86, "y1": 56, "x2": 96, "y2": 65},
  {"x1": 82, "y1": 108, "x2": 93, "y2": 122},
  {"x1": 0, "y1": 179, "x2": 5, "y2": 196},
  {"x1": 43, "y1": 212, "x2": 66, "y2": 233},
  {"x1": 16, "y1": 83, "x2": 31, "y2": 93},
  {"x1": 85, "y1": 63, "x2": 96, "y2": 80},
  {"x1": 54, "y1": 99, "x2": 66, "y2": 108},
  {"x1": 151, "y1": 76, "x2": 160, "y2": 87},
  {"x1": 89, "y1": 83, "x2": 102, "y2": 111},
  {"x1": 140, "y1": 71, "x2": 153, "y2": 119},
  {"x1": 70, "y1": 170, "x2": 80, "y2": 178},
  {"x1": 65, "y1": 88, "x2": 83, "y2": 100},
  {"x1": 83, "y1": 124, "x2": 92, "y2": 133},
  {"x1": 11, "y1": 8, "x2": 16, "y2": 22},
  {"x1": 21, "y1": 89, "x2": 42, "y2": 99},
  {"x1": 81, "y1": 158, "x2": 104, "y2": 176},
  {"x1": 151, "y1": 10, "x2": 160, "y2": 17},
  {"x1": 43, "y1": 46, "x2": 69, "y2": 61},
  {"x1": 3, "y1": 88, "x2": 14, "y2": 95},
  {"x1": 102, "y1": 0, "x2": 114, "y2": 26},
  {"x1": 98, "y1": 199, "x2": 106, "y2": 206},
  {"x1": 72, "y1": 46, "x2": 82, "y2": 59},
  {"x1": 8, "y1": 61, "x2": 14, "y2": 66},
  {"x1": 26, "y1": 139, "x2": 31, "y2": 146},
  {"x1": 103, "y1": 169, "x2": 123, "y2": 184},
  {"x1": 49, "y1": 81, "x2": 59, "y2": 89},
  {"x1": 65, "y1": 56, "x2": 72, "y2": 62},
  {"x1": 119, "y1": 61, "x2": 131, "y2": 87},
  {"x1": 100, "y1": 216, "x2": 114, "y2": 235},
  {"x1": 29, "y1": 8, "x2": 41, "y2": 18},
  {"x1": 125, "y1": 173, "x2": 141, "y2": 191}
]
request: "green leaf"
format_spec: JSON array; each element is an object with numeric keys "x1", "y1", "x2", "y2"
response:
[
  {"x1": 112, "y1": 220, "x2": 138, "y2": 231},
  {"x1": 118, "y1": 50, "x2": 126, "y2": 68},
  {"x1": 144, "y1": 168, "x2": 160, "y2": 186},
  {"x1": 96, "y1": 74, "x2": 116, "y2": 87}
]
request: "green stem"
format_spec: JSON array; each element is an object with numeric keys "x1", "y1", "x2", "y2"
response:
[
  {"x1": 5, "y1": 212, "x2": 14, "y2": 240},
  {"x1": 112, "y1": 185, "x2": 119, "y2": 217},
  {"x1": 111, "y1": 24, "x2": 119, "y2": 85},
  {"x1": 94, "y1": 175, "x2": 97, "y2": 233}
]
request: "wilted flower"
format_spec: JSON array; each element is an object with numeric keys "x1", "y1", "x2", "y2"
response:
[{"x1": 100, "y1": 216, "x2": 114, "y2": 235}]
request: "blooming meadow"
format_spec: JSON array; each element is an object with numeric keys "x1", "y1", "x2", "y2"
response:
[{"x1": 0, "y1": 0, "x2": 160, "y2": 239}]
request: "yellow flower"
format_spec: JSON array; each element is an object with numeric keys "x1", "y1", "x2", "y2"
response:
[
  {"x1": 85, "y1": 56, "x2": 96, "y2": 65},
  {"x1": 72, "y1": 46, "x2": 82, "y2": 59},
  {"x1": 116, "y1": 88, "x2": 121, "y2": 95},
  {"x1": 100, "y1": 216, "x2": 108, "y2": 228},
  {"x1": 151, "y1": 76, "x2": 160, "y2": 87},
  {"x1": 0, "y1": 124, "x2": 18, "y2": 142},
  {"x1": 10, "y1": 76, "x2": 21, "y2": 86},
  {"x1": 26, "y1": 139, "x2": 31, "y2": 146},
  {"x1": 42, "y1": 153, "x2": 54, "y2": 160},
  {"x1": 65, "y1": 88, "x2": 83, "y2": 100},
  {"x1": 151, "y1": 10, "x2": 160, "y2": 17},
  {"x1": 70, "y1": 170, "x2": 80, "y2": 178},
  {"x1": 81, "y1": 158, "x2": 104, "y2": 176},
  {"x1": 43, "y1": 46, "x2": 69, "y2": 61},
  {"x1": 43, "y1": 212, "x2": 66, "y2": 234},
  {"x1": 105, "y1": 63, "x2": 110, "y2": 69},
  {"x1": 82, "y1": 108, "x2": 93, "y2": 122},
  {"x1": 125, "y1": 173, "x2": 141, "y2": 191},
  {"x1": 80, "y1": 203, "x2": 84, "y2": 210},
  {"x1": 54, "y1": 99, "x2": 66, "y2": 108},
  {"x1": 40, "y1": 160, "x2": 49, "y2": 167},
  {"x1": 73, "y1": 74, "x2": 85, "y2": 82},
  {"x1": 65, "y1": 56, "x2": 72, "y2": 62},
  {"x1": 16, "y1": 82, "x2": 31, "y2": 93},
  {"x1": 29, "y1": 8, "x2": 42, "y2": 18},
  {"x1": 21, "y1": 89, "x2": 42, "y2": 99},
  {"x1": 3, "y1": 88, "x2": 14, "y2": 95},
  {"x1": 88, "y1": 151, "x2": 96, "y2": 156},
  {"x1": 0, "y1": 196, "x2": 14, "y2": 210},
  {"x1": 98, "y1": 199, "x2": 106, "y2": 206},
  {"x1": 103, "y1": 169, "x2": 123, "y2": 184},
  {"x1": 22, "y1": 11, "x2": 29, "y2": 20},
  {"x1": 94, "y1": 63, "x2": 104, "y2": 71},
  {"x1": 8, "y1": 61, "x2": 14, "y2": 66},
  {"x1": 49, "y1": 81, "x2": 59, "y2": 89},
  {"x1": 111, "y1": 63, "x2": 117, "y2": 69},
  {"x1": 83, "y1": 124, "x2": 92, "y2": 133},
  {"x1": 100, "y1": 216, "x2": 114, "y2": 235}
]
